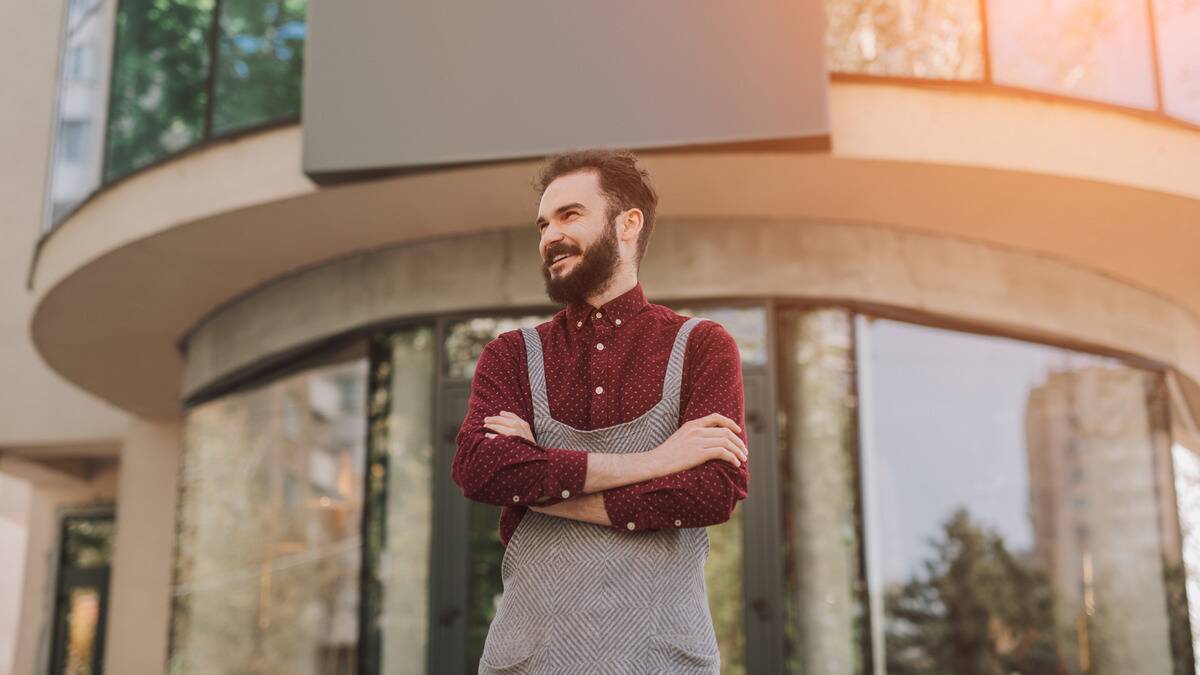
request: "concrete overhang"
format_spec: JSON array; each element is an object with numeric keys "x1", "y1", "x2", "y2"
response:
[{"x1": 28, "y1": 89, "x2": 1200, "y2": 418}]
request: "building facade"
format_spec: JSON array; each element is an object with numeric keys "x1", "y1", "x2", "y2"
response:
[{"x1": 3, "y1": 1, "x2": 1200, "y2": 674}]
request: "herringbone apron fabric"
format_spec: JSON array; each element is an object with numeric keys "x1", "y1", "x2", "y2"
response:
[{"x1": 478, "y1": 316, "x2": 721, "y2": 675}]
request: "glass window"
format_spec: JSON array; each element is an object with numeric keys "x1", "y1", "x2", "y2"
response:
[
  {"x1": 986, "y1": 0, "x2": 1158, "y2": 109},
  {"x1": 46, "y1": 0, "x2": 115, "y2": 228},
  {"x1": 779, "y1": 308, "x2": 865, "y2": 675},
  {"x1": 212, "y1": 0, "x2": 307, "y2": 134},
  {"x1": 857, "y1": 316, "x2": 1188, "y2": 673},
  {"x1": 823, "y1": 0, "x2": 985, "y2": 79},
  {"x1": 169, "y1": 350, "x2": 367, "y2": 675},
  {"x1": 1173, "y1": 441, "x2": 1200, "y2": 668},
  {"x1": 444, "y1": 314, "x2": 553, "y2": 380},
  {"x1": 360, "y1": 327, "x2": 436, "y2": 675},
  {"x1": 104, "y1": 0, "x2": 213, "y2": 181},
  {"x1": 49, "y1": 512, "x2": 114, "y2": 675},
  {"x1": 58, "y1": 120, "x2": 90, "y2": 163},
  {"x1": 673, "y1": 305, "x2": 769, "y2": 367},
  {"x1": 1153, "y1": 0, "x2": 1200, "y2": 125}
]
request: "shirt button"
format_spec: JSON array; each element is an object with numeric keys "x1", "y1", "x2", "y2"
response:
[
  {"x1": 595, "y1": 311, "x2": 602, "y2": 318},
  {"x1": 561, "y1": 489, "x2": 571, "y2": 498},
  {"x1": 595, "y1": 386, "x2": 604, "y2": 394},
  {"x1": 576, "y1": 321, "x2": 583, "y2": 328},
  {"x1": 596, "y1": 343, "x2": 604, "y2": 351},
  {"x1": 512, "y1": 495, "x2": 520, "y2": 502},
  {"x1": 615, "y1": 318, "x2": 622, "y2": 326},
  {"x1": 674, "y1": 519, "x2": 683, "y2": 527},
  {"x1": 626, "y1": 522, "x2": 636, "y2": 530}
]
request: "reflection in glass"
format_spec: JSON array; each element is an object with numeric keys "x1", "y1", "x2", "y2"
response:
[
  {"x1": 47, "y1": 0, "x2": 116, "y2": 228},
  {"x1": 1153, "y1": 0, "x2": 1200, "y2": 124},
  {"x1": 987, "y1": 0, "x2": 1158, "y2": 109},
  {"x1": 63, "y1": 518, "x2": 115, "y2": 569},
  {"x1": 63, "y1": 587, "x2": 100, "y2": 675},
  {"x1": 362, "y1": 327, "x2": 436, "y2": 674},
  {"x1": 105, "y1": 0, "x2": 213, "y2": 181},
  {"x1": 170, "y1": 355, "x2": 367, "y2": 674},
  {"x1": 444, "y1": 315, "x2": 552, "y2": 380},
  {"x1": 780, "y1": 309, "x2": 864, "y2": 675},
  {"x1": 674, "y1": 305, "x2": 769, "y2": 367},
  {"x1": 1174, "y1": 442, "x2": 1200, "y2": 673},
  {"x1": 213, "y1": 0, "x2": 306, "y2": 134},
  {"x1": 706, "y1": 497, "x2": 746, "y2": 675},
  {"x1": 858, "y1": 317, "x2": 1184, "y2": 674},
  {"x1": 823, "y1": 0, "x2": 984, "y2": 79}
]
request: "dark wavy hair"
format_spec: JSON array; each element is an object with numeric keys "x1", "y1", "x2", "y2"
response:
[{"x1": 534, "y1": 149, "x2": 658, "y2": 268}]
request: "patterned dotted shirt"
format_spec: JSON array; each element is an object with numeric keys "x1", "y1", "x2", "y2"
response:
[{"x1": 452, "y1": 282, "x2": 750, "y2": 546}]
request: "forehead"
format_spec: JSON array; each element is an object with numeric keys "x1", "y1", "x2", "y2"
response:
[{"x1": 537, "y1": 170, "x2": 604, "y2": 218}]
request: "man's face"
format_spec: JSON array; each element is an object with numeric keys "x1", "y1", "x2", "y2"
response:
[{"x1": 536, "y1": 170, "x2": 622, "y2": 305}]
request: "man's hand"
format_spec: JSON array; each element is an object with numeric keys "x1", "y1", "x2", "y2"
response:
[
  {"x1": 647, "y1": 412, "x2": 748, "y2": 475},
  {"x1": 483, "y1": 410, "x2": 535, "y2": 443}
]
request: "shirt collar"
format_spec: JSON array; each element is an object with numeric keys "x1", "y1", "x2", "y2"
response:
[{"x1": 566, "y1": 282, "x2": 648, "y2": 331}]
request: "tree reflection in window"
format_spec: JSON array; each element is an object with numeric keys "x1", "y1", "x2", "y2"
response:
[
  {"x1": 823, "y1": 0, "x2": 985, "y2": 79},
  {"x1": 169, "y1": 354, "x2": 367, "y2": 675},
  {"x1": 858, "y1": 316, "x2": 1190, "y2": 674}
]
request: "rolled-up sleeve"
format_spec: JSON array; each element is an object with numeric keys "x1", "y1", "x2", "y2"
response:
[
  {"x1": 452, "y1": 333, "x2": 589, "y2": 506},
  {"x1": 601, "y1": 322, "x2": 750, "y2": 532}
]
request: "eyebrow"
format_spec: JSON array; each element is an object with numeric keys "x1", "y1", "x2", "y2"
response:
[{"x1": 536, "y1": 202, "x2": 586, "y2": 228}]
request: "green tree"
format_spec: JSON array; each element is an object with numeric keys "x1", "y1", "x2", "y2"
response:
[{"x1": 884, "y1": 509, "x2": 1063, "y2": 675}]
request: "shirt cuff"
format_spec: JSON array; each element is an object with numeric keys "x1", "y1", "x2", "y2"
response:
[
  {"x1": 602, "y1": 487, "x2": 672, "y2": 533},
  {"x1": 544, "y1": 446, "x2": 588, "y2": 501}
]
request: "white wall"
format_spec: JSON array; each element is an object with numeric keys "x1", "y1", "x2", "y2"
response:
[{"x1": 0, "y1": 474, "x2": 32, "y2": 675}]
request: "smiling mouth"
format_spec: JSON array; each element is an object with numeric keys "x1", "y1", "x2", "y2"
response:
[{"x1": 550, "y1": 253, "x2": 576, "y2": 267}]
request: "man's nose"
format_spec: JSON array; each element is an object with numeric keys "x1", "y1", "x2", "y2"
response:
[{"x1": 540, "y1": 229, "x2": 564, "y2": 256}]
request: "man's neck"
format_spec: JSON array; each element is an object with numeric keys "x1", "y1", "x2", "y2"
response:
[{"x1": 585, "y1": 270, "x2": 638, "y2": 309}]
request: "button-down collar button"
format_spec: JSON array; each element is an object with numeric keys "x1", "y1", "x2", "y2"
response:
[
  {"x1": 614, "y1": 318, "x2": 622, "y2": 326},
  {"x1": 626, "y1": 521, "x2": 636, "y2": 530},
  {"x1": 576, "y1": 320, "x2": 583, "y2": 328},
  {"x1": 674, "y1": 519, "x2": 683, "y2": 527},
  {"x1": 561, "y1": 489, "x2": 571, "y2": 498},
  {"x1": 512, "y1": 495, "x2": 520, "y2": 502},
  {"x1": 595, "y1": 386, "x2": 604, "y2": 394},
  {"x1": 596, "y1": 343, "x2": 604, "y2": 351}
]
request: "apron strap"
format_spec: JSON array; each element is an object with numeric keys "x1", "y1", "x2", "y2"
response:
[
  {"x1": 519, "y1": 327, "x2": 552, "y2": 423},
  {"x1": 661, "y1": 317, "x2": 707, "y2": 402}
]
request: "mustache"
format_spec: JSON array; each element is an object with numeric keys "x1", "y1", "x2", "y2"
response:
[{"x1": 544, "y1": 244, "x2": 582, "y2": 264}]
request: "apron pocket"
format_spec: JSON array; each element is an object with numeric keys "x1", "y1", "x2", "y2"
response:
[
  {"x1": 650, "y1": 633, "x2": 720, "y2": 669},
  {"x1": 478, "y1": 642, "x2": 545, "y2": 674}
]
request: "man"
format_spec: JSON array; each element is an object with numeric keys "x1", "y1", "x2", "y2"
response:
[{"x1": 452, "y1": 149, "x2": 750, "y2": 674}]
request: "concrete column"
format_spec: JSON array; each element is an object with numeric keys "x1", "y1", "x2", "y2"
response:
[{"x1": 102, "y1": 417, "x2": 181, "y2": 675}]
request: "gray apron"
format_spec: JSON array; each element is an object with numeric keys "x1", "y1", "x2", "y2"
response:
[{"x1": 478, "y1": 316, "x2": 721, "y2": 675}]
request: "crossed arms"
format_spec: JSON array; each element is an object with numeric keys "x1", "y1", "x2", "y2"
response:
[{"x1": 450, "y1": 323, "x2": 750, "y2": 532}]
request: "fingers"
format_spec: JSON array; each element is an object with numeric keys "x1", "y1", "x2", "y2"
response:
[
  {"x1": 484, "y1": 411, "x2": 533, "y2": 441},
  {"x1": 706, "y1": 446, "x2": 742, "y2": 467},
  {"x1": 697, "y1": 428, "x2": 748, "y2": 463},
  {"x1": 692, "y1": 412, "x2": 741, "y2": 434}
]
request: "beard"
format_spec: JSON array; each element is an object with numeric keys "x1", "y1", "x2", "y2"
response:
[{"x1": 542, "y1": 221, "x2": 620, "y2": 306}]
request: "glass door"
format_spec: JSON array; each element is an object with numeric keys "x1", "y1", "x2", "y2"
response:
[{"x1": 48, "y1": 511, "x2": 115, "y2": 675}]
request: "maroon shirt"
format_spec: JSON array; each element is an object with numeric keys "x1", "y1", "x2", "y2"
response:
[{"x1": 452, "y1": 282, "x2": 750, "y2": 546}]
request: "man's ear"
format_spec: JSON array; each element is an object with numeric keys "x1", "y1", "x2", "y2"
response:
[{"x1": 620, "y1": 208, "x2": 643, "y2": 243}]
